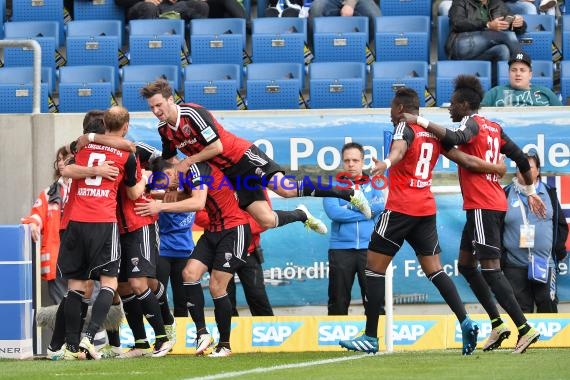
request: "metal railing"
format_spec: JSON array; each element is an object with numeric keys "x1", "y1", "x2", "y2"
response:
[{"x1": 0, "y1": 39, "x2": 42, "y2": 114}]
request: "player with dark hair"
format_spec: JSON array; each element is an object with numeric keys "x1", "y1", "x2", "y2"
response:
[
  {"x1": 140, "y1": 79, "x2": 370, "y2": 235},
  {"x1": 339, "y1": 87, "x2": 507, "y2": 356},
  {"x1": 401, "y1": 75, "x2": 545, "y2": 354},
  {"x1": 135, "y1": 157, "x2": 251, "y2": 357}
]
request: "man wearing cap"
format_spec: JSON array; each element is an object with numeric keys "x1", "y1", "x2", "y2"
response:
[{"x1": 482, "y1": 51, "x2": 562, "y2": 107}]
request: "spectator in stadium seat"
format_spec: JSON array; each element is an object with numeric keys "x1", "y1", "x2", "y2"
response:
[
  {"x1": 439, "y1": 0, "x2": 556, "y2": 16},
  {"x1": 308, "y1": 0, "x2": 381, "y2": 44},
  {"x1": 21, "y1": 146, "x2": 72, "y2": 305},
  {"x1": 482, "y1": 51, "x2": 562, "y2": 107},
  {"x1": 206, "y1": 0, "x2": 247, "y2": 19},
  {"x1": 116, "y1": 0, "x2": 209, "y2": 22},
  {"x1": 446, "y1": 0, "x2": 526, "y2": 86},
  {"x1": 502, "y1": 152, "x2": 568, "y2": 313}
]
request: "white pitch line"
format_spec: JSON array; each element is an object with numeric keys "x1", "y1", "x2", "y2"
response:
[{"x1": 183, "y1": 353, "x2": 377, "y2": 380}]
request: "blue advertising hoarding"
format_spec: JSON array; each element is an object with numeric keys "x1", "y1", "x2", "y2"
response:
[{"x1": 128, "y1": 108, "x2": 570, "y2": 306}]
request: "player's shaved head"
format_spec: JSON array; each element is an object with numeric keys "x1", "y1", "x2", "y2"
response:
[
  {"x1": 393, "y1": 88, "x2": 420, "y2": 113},
  {"x1": 104, "y1": 106, "x2": 130, "y2": 133}
]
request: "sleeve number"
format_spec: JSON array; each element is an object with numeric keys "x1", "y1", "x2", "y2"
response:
[
  {"x1": 415, "y1": 143, "x2": 433, "y2": 179},
  {"x1": 85, "y1": 152, "x2": 106, "y2": 186}
]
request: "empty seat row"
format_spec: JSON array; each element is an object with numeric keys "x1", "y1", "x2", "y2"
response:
[{"x1": 0, "y1": 56, "x2": 560, "y2": 113}]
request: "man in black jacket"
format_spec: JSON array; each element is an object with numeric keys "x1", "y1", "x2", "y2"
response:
[{"x1": 446, "y1": 0, "x2": 527, "y2": 85}]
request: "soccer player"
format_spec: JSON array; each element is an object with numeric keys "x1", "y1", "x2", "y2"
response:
[
  {"x1": 139, "y1": 79, "x2": 370, "y2": 234},
  {"x1": 58, "y1": 106, "x2": 141, "y2": 360},
  {"x1": 135, "y1": 158, "x2": 252, "y2": 357},
  {"x1": 401, "y1": 75, "x2": 544, "y2": 354},
  {"x1": 106, "y1": 115, "x2": 176, "y2": 358},
  {"x1": 339, "y1": 87, "x2": 507, "y2": 355}
]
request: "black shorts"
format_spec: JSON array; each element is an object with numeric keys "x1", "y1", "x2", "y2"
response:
[
  {"x1": 224, "y1": 144, "x2": 284, "y2": 209},
  {"x1": 191, "y1": 224, "x2": 251, "y2": 274},
  {"x1": 118, "y1": 222, "x2": 159, "y2": 282},
  {"x1": 460, "y1": 209, "x2": 505, "y2": 260},
  {"x1": 57, "y1": 221, "x2": 121, "y2": 280},
  {"x1": 368, "y1": 210, "x2": 441, "y2": 257}
]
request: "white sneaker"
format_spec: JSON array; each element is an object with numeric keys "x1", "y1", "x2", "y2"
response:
[
  {"x1": 117, "y1": 347, "x2": 153, "y2": 358},
  {"x1": 46, "y1": 346, "x2": 65, "y2": 360},
  {"x1": 296, "y1": 204, "x2": 328, "y2": 234},
  {"x1": 350, "y1": 189, "x2": 372, "y2": 219},
  {"x1": 152, "y1": 339, "x2": 175, "y2": 358},
  {"x1": 195, "y1": 333, "x2": 214, "y2": 355},
  {"x1": 208, "y1": 345, "x2": 231, "y2": 357},
  {"x1": 79, "y1": 336, "x2": 102, "y2": 360},
  {"x1": 539, "y1": 0, "x2": 557, "y2": 11}
]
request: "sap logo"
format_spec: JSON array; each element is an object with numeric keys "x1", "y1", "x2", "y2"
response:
[
  {"x1": 119, "y1": 322, "x2": 156, "y2": 347},
  {"x1": 392, "y1": 321, "x2": 436, "y2": 345},
  {"x1": 185, "y1": 322, "x2": 238, "y2": 348},
  {"x1": 252, "y1": 322, "x2": 302, "y2": 346},
  {"x1": 528, "y1": 319, "x2": 570, "y2": 341},
  {"x1": 318, "y1": 321, "x2": 365, "y2": 346}
]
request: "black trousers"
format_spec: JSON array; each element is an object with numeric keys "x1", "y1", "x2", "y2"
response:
[
  {"x1": 503, "y1": 266, "x2": 558, "y2": 313},
  {"x1": 328, "y1": 248, "x2": 368, "y2": 315},
  {"x1": 227, "y1": 252, "x2": 273, "y2": 316},
  {"x1": 156, "y1": 255, "x2": 190, "y2": 317}
]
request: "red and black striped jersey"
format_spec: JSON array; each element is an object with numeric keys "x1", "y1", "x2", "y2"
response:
[
  {"x1": 159, "y1": 103, "x2": 252, "y2": 170},
  {"x1": 386, "y1": 122, "x2": 441, "y2": 216}
]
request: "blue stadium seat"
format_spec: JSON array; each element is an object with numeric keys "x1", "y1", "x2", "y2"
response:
[
  {"x1": 0, "y1": 67, "x2": 50, "y2": 113},
  {"x1": 380, "y1": 0, "x2": 431, "y2": 17},
  {"x1": 128, "y1": 19, "x2": 185, "y2": 68},
  {"x1": 436, "y1": 61, "x2": 491, "y2": 106},
  {"x1": 11, "y1": 0, "x2": 65, "y2": 44},
  {"x1": 184, "y1": 64, "x2": 240, "y2": 110},
  {"x1": 374, "y1": 16, "x2": 430, "y2": 62},
  {"x1": 438, "y1": 15, "x2": 450, "y2": 61},
  {"x1": 58, "y1": 66, "x2": 116, "y2": 113},
  {"x1": 3, "y1": 21, "x2": 59, "y2": 87},
  {"x1": 312, "y1": 16, "x2": 368, "y2": 63},
  {"x1": 190, "y1": 18, "x2": 246, "y2": 67},
  {"x1": 251, "y1": 18, "x2": 307, "y2": 65},
  {"x1": 66, "y1": 20, "x2": 122, "y2": 92},
  {"x1": 246, "y1": 62, "x2": 303, "y2": 110},
  {"x1": 121, "y1": 65, "x2": 180, "y2": 111},
  {"x1": 518, "y1": 15, "x2": 555, "y2": 61},
  {"x1": 309, "y1": 61, "x2": 366, "y2": 109},
  {"x1": 497, "y1": 60, "x2": 553, "y2": 88},
  {"x1": 371, "y1": 61, "x2": 428, "y2": 108},
  {"x1": 563, "y1": 15, "x2": 570, "y2": 61},
  {"x1": 560, "y1": 61, "x2": 570, "y2": 105},
  {"x1": 73, "y1": 0, "x2": 125, "y2": 23}
]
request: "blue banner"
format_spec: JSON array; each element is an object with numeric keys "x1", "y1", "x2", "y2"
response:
[{"x1": 128, "y1": 109, "x2": 570, "y2": 307}]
